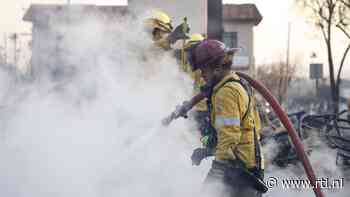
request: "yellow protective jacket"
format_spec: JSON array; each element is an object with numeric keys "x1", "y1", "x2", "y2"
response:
[
  {"x1": 153, "y1": 32, "x2": 207, "y2": 112},
  {"x1": 153, "y1": 37, "x2": 206, "y2": 113},
  {"x1": 155, "y1": 36, "x2": 207, "y2": 111},
  {"x1": 210, "y1": 72, "x2": 264, "y2": 169}
]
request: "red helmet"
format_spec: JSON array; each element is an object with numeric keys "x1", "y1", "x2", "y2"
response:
[{"x1": 189, "y1": 39, "x2": 228, "y2": 71}]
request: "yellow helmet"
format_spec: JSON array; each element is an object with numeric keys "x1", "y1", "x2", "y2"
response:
[
  {"x1": 144, "y1": 10, "x2": 173, "y2": 33},
  {"x1": 189, "y1": 33, "x2": 204, "y2": 43},
  {"x1": 184, "y1": 33, "x2": 205, "y2": 49}
]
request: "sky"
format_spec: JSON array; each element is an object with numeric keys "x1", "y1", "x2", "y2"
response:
[{"x1": 0, "y1": 0, "x2": 349, "y2": 78}]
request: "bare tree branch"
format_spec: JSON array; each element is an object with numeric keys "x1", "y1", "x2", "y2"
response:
[
  {"x1": 316, "y1": 0, "x2": 323, "y2": 9},
  {"x1": 257, "y1": 61, "x2": 297, "y2": 103},
  {"x1": 319, "y1": 9, "x2": 329, "y2": 21},
  {"x1": 297, "y1": 0, "x2": 349, "y2": 112},
  {"x1": 320, "y1": 22, "x2": 330, "y2": 42},
  {"x1": 314, "y1": 0, "x2": 330, "y2": 21},
  {"x1": 340, "y1": 0, "x2": 350, "y2": 8},
  {"x1": 336, "y1": 23, "x2": 350, "y2": 39},
  {"x1": 338, "y1": 42, "x2": 350, "y2": 79}
]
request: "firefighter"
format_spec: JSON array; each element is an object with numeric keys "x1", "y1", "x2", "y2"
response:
[
  {"x1": 144, "y1": 10, "x2": 190, "y2": 50},
  {"x1": 141, "y1": 10, "x2": 189, "y2": 78},
  {"x1": 144, "y1": 12, "x2": 209, "y2": 138},
  {"x1": 144, "y1": 13, "x2": 210, "y2": 142},
  {"x1": 181, "y1": 34, "x2": 211, "y2": 139},
  {"x1": 188, "y1": 39, "x2": 267, "y2": 197}
]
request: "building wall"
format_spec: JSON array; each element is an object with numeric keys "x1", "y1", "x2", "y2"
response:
[
  {"x1": 31, "y1": 22, "x2": 69, "y2": 79},
  {"x1": 223, "y1": 21, "x2": 255, "y2": 73},
  {"x1": 128, "y1": 0, "x2": 207, "y2": 35},
  {"x1": 31, "y1": 14, "x2": 103, "y2": 80},
  {"x1": 32, "y1": 24, "x2": 52, "y2": 76}
]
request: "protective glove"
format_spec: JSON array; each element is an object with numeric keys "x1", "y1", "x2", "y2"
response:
[
  {"x1": 168, "y1": 23, "x2": 190, "y2": 44},
  {"x1": 191, "y1": 147, "x2": 213, "y2": 166}
]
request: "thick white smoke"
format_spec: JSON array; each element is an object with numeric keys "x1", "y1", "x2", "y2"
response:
[
  {"x1": 0, "y1": 9, "x2": 208, "y2": 197},
  {"x1": 0, "y1": 7, "x2": 348, "y2": 197}
]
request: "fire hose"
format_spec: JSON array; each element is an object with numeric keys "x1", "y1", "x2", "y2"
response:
[{"x1": 162, "y1": 72, "x2": 325, "y2": 197}]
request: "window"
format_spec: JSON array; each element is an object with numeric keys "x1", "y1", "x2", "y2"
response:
[{"x1": 222, "y1": 32, "x2": 237, "y2": 48}]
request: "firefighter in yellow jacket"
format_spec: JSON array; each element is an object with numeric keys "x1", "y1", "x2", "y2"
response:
[
  {"x1": 144, "y1": 13, "x2": 210, "y2": 139},
  {"x1": 182, "y1": 34, "x2": 211, "y2": 138},
  {"x1": 141, "y1": 10, "x2": 189, "y2": 79},
  {"x1": 144, "y1": 10, "x2": 190, "y2": 50},
  {"x1": 189, "y1": 40, "x2": 266, "y2": 197}
]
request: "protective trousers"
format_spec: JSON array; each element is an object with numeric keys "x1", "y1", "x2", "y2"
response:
[{"x1": 201, "y1": 160, "x2": 263, "y2": 197}]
